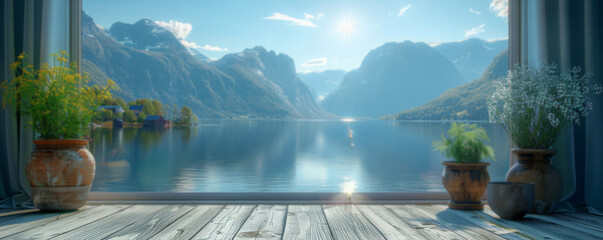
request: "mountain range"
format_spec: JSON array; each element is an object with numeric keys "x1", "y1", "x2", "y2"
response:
[
  {"x1": 434, "y1": 38, "x2": 508, "y2": 81},
  {"x1": 320, "y1": 41, "x2": 466, "y2": 118},
  {"x1": 387, "y1": 50, "x2": 509, "y2": 120},
  {"x1": 83, "y1": 11, "x2": 508, "y2": 120},
  {"x1": 210, "y1": 46, "x2": 324, "y2": 117},
  {"x1": 298, "y1": 70, "x2": 346, "y2": 102},
  {"x1": 82, "y1": 12, "x2": 324, "y2": 119}
]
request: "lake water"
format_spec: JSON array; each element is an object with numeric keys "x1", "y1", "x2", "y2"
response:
[{"x1": 89, "y1": 120, "x2": 510, "y2": 192}]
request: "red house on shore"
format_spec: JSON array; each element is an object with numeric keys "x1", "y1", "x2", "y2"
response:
[{"x1": 142, "y1": 115, "x2": 171, "y2": 128}]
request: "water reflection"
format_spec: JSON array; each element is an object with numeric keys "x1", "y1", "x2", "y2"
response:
[
  {"x1": 89, "y1": 120, "x2": 510, "y2": 192},
  {"x1": 90, "y1": 128, "x2": 131, "y2": 185},
  {"x1": 348, "y1": 127, "x2": 355, "y2": 148}
]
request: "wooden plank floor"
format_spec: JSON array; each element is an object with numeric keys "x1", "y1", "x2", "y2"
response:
[{"x1": 0, "y1": 204, "x2": 601, "y2": 240}]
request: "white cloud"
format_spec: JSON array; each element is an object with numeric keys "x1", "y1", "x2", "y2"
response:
[
  {"x1": 304, "y1": 13, "x2": 325, "y2": 20},
  {"x1": 180, "y1": 40, "x2": 200, "y2": 49},
  {"x1": 469, "y1": 8, "x2": 482, "y2": 15},
  {"x1": 428, "y1": 42, "x2": 443, "y2": 47},
  {"x1": 154, "y1": 20, "x2": 228, "y2": 52},
  {"x1": 430, "y1": 37, "x2": 508, "y2": 47},
  {"x1": 490, "y1": 0, "x2": 508, "y2": 18},
  {"x1": 299, "y1": 69, "x2": 325, "y2": 74},
  {"x1": 301, "y1": 58, "x2": 327, "y2": 67},
  {"x1": 154, "y1": 20, "x2": 192, "y2": 40},
  {"x1": 264, "y1": 13, "x2": 318, "y2": 27},
  {"x1": 96, "y1": 24, "x2": 106, "y2": 30},
  {"x1": 486, "y1": 37, "x2": 508, "y2": 42},
  {"x1": 398, "y1": 5, "x2": 411, "y2": 17},
  {"x1": 464, "y1": 24, "x2": 486, "y2": 37},
  {"x1": 202, "y1": 45, "x2": 228, "y2": 52},
  {"x1": 429, "y1": 39, "x2": 471, "y2": 47}
]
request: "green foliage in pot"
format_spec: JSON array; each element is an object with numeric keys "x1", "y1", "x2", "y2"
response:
[
  {"x1": 488, "y1": 62, "x2": 601, "y2": 149},
  {"x1": 0, "y1": 51, "x2": 116, "y2": 139},
  {"x1": 433, "y1": 123, "x2": 495, "y2": 163}
]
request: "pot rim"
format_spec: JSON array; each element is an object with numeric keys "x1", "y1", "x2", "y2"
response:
[
  {"x1": 511, "y1": 148, "x2": 557, "y2": 154},
  {"x1": 442, "y1": 161, "x2": 490, "y2": 167},
  {"x1": 488, "y1": 181, "x2": 534, "y2": 186},
  {"x1": 33, "y1": 139, "x2": 89, "y2": 146}
]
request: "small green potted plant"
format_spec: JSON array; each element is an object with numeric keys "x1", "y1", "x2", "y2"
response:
[
  {"x1": 434, "y1": 123, "x2": 495, "y2": 210},
  {"x1": 1, "y1": 51, "x2": 116, "y2": 211}
]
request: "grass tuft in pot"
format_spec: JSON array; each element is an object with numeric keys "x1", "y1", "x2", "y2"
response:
[
  {"x1": 434, "y1": 123, "x2": 494, "y2": 210},
  {"x1": 433, "y1": 123, "x2": 495, "y2": 163}
]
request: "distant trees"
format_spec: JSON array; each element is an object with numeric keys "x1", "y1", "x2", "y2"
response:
[
  {"x1": 97, "y1": 97, "x2": 196, "y2": 124},
  {"x1": 176, "y1": 106, "x2": 199, "y2": 125},
  {"x1": 132, "y1": 99, "x2": 155, "y2": 116},
  {"x1": 124, "y1": 99, "x2": 157, "y2": 122},
  {"x1": 160, "y1": 104, "x2": 176, "y2": 120},
  {"x1": 101, "y1": 98, "x2": 126, "y2": 119},
  {"x1": 138, "y1": 112, "x2": 147, "y2": 122},
  {"x1": 192, "y1": 114, "x2": 198, "y2": 125},
  {"x1": 127, "y1": 99, "x2": 165, "y2": 116},
  {"x1": 152, "y1": 100, "x2": 162, "y2": 116},
  {"x1": 178, "y1": 106, "x2": 193, "y2": 125},
  {"x1": 95, "y1": 97, "x2": 126, "y2": 121},
  {"x1": 101, "y1": 97, "x2": 127, "y2": 109},
  {"x1": 102, "y1": 109, "x2": 113, "y2": 120},
  {"x1": 124, "y1": 110, "x2": 137, "y2": 122}
]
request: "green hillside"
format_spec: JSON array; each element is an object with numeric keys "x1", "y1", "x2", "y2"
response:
[{"x1": 386, "y1": 50, "x2": 509, "y2": 121}]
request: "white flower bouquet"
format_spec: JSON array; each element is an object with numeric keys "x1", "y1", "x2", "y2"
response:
[{"x1": 488, "y1": 62, "x2": 601, "y2": 149}]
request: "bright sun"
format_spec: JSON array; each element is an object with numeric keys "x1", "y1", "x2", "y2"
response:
[{"x1": 336, "y1": 16, "x2": 357, "y2": 40}]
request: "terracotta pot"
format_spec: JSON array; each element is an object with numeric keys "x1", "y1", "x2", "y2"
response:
[
  {"x1": 442, "y1": 161, "x2": 490, "y2": 210},
  {"x1": 506, "y1": 149, "x2": 562, "y2": 214},
  {"x1": 27, "y1": 139, "x2": 95, "y2": 211},
  {"x1": 488, "y1": 182, "x2": 535, "y2": 220}
]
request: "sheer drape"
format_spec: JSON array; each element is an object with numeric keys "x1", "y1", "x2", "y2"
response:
[
  {"x1": 0, "y1": 0, "x2": 41, "y2": 209},
  {"x1": 582, "y1": 0, "x2": 603, "y2": 214},
  {"x1": 509, "y1": 0, "x2": 603, "y2": 213},
  {"x1": 1, "y1": 0, "x2": 80, "y2": 209}
]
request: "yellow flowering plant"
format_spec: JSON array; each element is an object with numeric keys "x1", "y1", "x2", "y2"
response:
[{"x1": 0, "y1": 51, "x2": 116, "y2": 139}]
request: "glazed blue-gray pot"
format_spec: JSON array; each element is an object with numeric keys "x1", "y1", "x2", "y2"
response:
[{"x1": 488, "y1": 182, "x2": 535, "y2": 220}]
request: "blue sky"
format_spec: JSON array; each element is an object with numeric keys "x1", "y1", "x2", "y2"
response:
[{"x1": 84, "y1": 0, "x2": 508, "y2": 72}]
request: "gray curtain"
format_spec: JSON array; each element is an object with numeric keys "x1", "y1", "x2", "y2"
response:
[
  {"x1": 1, "y1": 0, "x2": 80, "y2": 209},
  {"x1": 582, "y1": 0, "x2": 603, "y2": 214},
  {"x1": 0, "y1": 0, "x2": 41, "y2": 209},
  {"x1": 510, "y1": 0, "x2": 603, "y2": 213}
]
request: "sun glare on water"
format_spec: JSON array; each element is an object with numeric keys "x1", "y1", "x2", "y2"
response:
[{"x1": 341, "y1": 180, "x2": 357, "y2": 199}]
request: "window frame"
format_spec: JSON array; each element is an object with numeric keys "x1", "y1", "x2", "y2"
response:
[{"x1": 77, "y1": 0, "x2": 515, "y2": 202}]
